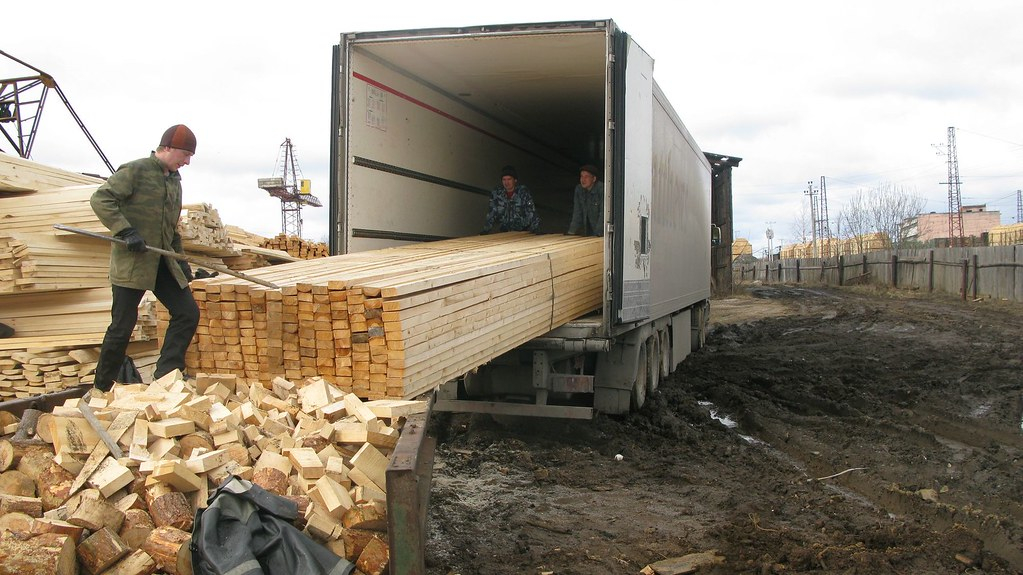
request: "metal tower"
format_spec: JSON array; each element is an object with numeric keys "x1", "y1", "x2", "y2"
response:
[
  {"x1": 804, "y1": 181, "x2": 818, "y2": 257},
  {"x1": 0, "y1": 49, "x2": 113, "y2": 173},
  {"x1": 944, "y1": 127, "x2": 964, "y2": 246},
  {"x1": 817, "y1": 176, "x2": 832, "y2": 257},
  {"x1": 257, "y1": 138, "x2": 321, "y2": 237},
  {"x1": 1016, "y1": 189, "x2": 1022, "y2": 223}
]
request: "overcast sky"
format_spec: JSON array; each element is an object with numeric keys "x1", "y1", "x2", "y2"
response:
[{"x1": 5, "y1": 1, "x2": 1022, "y2": 256}]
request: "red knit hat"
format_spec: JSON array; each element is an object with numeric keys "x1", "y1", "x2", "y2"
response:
[{"x1": 159, "y1": 124, "x2": 196, "y2": 153}]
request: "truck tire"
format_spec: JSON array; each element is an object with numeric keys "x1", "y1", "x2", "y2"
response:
[
  {"x1": 647, "y1": 336, "x2": 660, "y2": 393},
  {"x1": 691, "y1": 301, "x2": 709, "y2": 352},
  {"x1": 631, "y1": 342, "x2": 648, "y2": 411},
  {"x1": 659, "y1": 330, "x2": 671, "y2": 378}
]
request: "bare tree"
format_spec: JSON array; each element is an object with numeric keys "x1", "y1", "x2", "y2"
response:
[
  {"x1": 790, "y1": 199, "x2": 812, "y2": 245},
  {"x1": 833, "y1": 182, "x2": 924, "y2": 251},
  {"x1": 837, "y1": 190, "x2": 872, "y2": 254},
  {"x1": 867, "y1": 182, "x2": 925, "y2": 250}
]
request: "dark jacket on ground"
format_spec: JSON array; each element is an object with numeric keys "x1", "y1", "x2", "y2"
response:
[{"x1": 191, "y1": 476, "x2": 355, "y2": 575}]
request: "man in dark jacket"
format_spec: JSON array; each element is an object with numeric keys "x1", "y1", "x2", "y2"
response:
[
  {"x1": 90, "y1": 124, "x2": 200, "y2": 390},
  {"x1": 567, "y1": 164, "x2": 604, "y2": 236},
  {"x1": 481, "y1": 165, "x2": 540, "y2": 234}
]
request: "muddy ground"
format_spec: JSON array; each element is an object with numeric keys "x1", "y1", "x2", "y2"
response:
[{"x1": 422, "y1": 284, "x2": 1023, "y2": 575}]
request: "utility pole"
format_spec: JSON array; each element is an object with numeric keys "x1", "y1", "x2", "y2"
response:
[{"x1": 804, "y1": 181, "x2": 818, "y2": 257}]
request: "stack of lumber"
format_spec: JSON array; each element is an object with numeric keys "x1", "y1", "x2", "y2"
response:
[
  {"x1": 1, "y1": 184, "x2": 108, "y2": 237},
  {"x1": 0, "y1": 289, "x2": 157, "y2": 341},
  {"x1": 0, "y1": 233, "x2": 112, "y2": 293},
  {"x1": 224, "y1": 225, "x2": 267, "y2": 248},
  {"x1": 0, "y1": 153, "x2": 103, "y2": 194},
  {"x1": 171, "y1": 232, "x2": 603, "y2": 400},
  {"x1": 262, "y1": 234, "x2": 330, "y2": 259},
  {"x1": 221, "y1": 245, "x2": 300, "y2": 271},
  {"x1": 178, "y1": 203, "x2": 238, "y2": 257},
  {"x1": 0, "y1": 341, "x2": 158, "y2": 399},
  {"x1": 0, "y1": 154, "x2": 289, "y2": 400},
  {"x1": 0, "y1": 156, "x2": 163, "y2": 400},
  {"x1": 0, "y1": 371, "x2": 427, "y2": 574}
]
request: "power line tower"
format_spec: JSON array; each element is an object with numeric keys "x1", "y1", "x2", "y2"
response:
[
  {"x1": 817, "y1": 176, "x2": 832, "y2": 257},
  {"x1": 1016, "y1": 189, "x2": 1022, "y2": 223},
  {"x1": 0, "y1": 49, "x2": 113, "y2": 173},
  {"x1": 942, "y1": 126, "x2": 964, "y2": 246},
  {"x1": 257, "y1": 138, "x2": 321, "y2": 238},
  {"x1": 804, "y1": 181, "x2": 819, "y2": 257}
]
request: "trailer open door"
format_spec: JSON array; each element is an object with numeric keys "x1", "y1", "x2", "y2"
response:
[{"x1": 611, "y1": 32, "x2": 655, "y2": 326}]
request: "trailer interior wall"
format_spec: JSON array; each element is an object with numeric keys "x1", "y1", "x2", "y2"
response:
[{"x1": 336, "y1": 23, "x2": 610, "y2": 253}]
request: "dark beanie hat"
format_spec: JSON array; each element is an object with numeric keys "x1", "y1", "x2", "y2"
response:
[
  {"x1": 580, "y1": 164, "x2": 600, "y2": 178},
  {"x1": 500, "y1": 165, "x2": 518, "y2": 179},
  {"x1": 160, "y1": 124, "x2": 196, "y2": 153}
]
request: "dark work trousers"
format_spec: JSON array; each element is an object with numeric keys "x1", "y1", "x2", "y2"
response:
[{"x1": 94, "y1": 259, "x2": 199, "y2": 390}]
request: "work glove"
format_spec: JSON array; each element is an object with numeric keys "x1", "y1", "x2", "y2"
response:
[
  {"x1": 178, "y1": 260, "x2": 194, "y2": 283},
  {"x1": 116, "y1": 227, "x2": 146, "y2": 252}
]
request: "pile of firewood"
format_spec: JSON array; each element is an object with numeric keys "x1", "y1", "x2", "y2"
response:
[
  {"x1": 0, "y1": 370, "x2": 426, "y2": 574},
  {"x1": 261, "y1": 234, "x2": 329, "y2": 260}
]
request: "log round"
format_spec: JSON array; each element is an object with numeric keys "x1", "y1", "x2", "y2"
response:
[
  {"x1": 36, "y1": 462, "x2": 75, "y2": 511},
  {"x1": 119, "y1": 507, "x2": 156, "y2": 549},
  {"x1": 0, "y1": 440, "x2": 14, "y2": 473},
  {"x1": 76, "y1": 526, "x2": 131, "y2": 574},
  {"x1": 147, "y1": 491, "x2": 193, "y2": 531},
  {"x1": 251, "y1": 466, "x2": 289, "y2": 495},
  {"x1": 0, "y1": 531, "x2": 77, "y2": 575},
  {"x1": 142, "y1": 525, "x2": 193, "y2": 575},
  {"x1": 177, "y1": 431, "x2": 214, "y2": 459}
]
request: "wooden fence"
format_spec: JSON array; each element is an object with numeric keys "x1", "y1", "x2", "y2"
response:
[{"x1": 735, "y1": 245, "x2": 1023, "y2": 303}]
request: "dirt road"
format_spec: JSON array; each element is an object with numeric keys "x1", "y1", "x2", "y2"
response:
[{"x1": 423, "y1": 285, "x2": 1023, "y2": 574}]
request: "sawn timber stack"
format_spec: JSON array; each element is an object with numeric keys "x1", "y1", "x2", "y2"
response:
[{"x1": 173, "y1": 233, "x2": 603, "y2": 400}]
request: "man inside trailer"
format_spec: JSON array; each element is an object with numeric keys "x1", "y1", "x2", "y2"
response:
[
  {"x1": 481, "y1": 165, "x2": 540, "y2": 234},
  {"x1": 566, "y1": 164, "x2": 604, "y2": 237}
]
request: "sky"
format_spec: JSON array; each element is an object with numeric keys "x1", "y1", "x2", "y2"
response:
[{"x1": 4, "y1": 1, "x2": 1022, "y2": 257}]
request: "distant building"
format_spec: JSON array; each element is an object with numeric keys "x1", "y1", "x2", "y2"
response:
[
  {"x1": 902, "y1": 205, "x2": 1001, "y2": 246},
  {"x1": 732, "y1": 237, "x2": 753, "y2": 262}
]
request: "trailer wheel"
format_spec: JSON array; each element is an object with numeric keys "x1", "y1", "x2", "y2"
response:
[
  {"x1": 659, "y1": 329, "x2": 671, "y2": 378},
  {"x1": 631, "y1": 342, "x2": 648, "y2": 411},
  {"x1": 647, "y1": 336, "x2": 660, "y2": 393},
  {"x1": 692, "y1": 301, "x2": 709, "y2": 352}
]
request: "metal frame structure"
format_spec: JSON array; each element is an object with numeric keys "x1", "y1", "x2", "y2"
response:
[
  {"x1": 257, "y1": 138, "x2": 321, "y2": 237},
  {"x1": 0, "y1": 49, "x2": 113, "y2": 173}
]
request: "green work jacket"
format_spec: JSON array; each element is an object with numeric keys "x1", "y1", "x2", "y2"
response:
[{"x1": 90, "y1": 153, "x2": 188, "y2": 290}]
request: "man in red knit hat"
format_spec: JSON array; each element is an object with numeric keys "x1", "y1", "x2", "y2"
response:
[{"x1": 89, "y1": 124, "x2": 200, "y2": 390}]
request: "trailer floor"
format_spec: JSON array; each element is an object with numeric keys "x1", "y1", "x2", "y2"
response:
[{"x1": 424, "y1": 284, "x2": 1023, "y2": 574}]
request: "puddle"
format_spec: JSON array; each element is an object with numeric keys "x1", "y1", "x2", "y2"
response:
[
  {"x1": 969, "y1": 403, "x2": 991, "y2": 418},
  {"x1": 699, "y1": 401, "x2": 765, "y2": 445}
]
